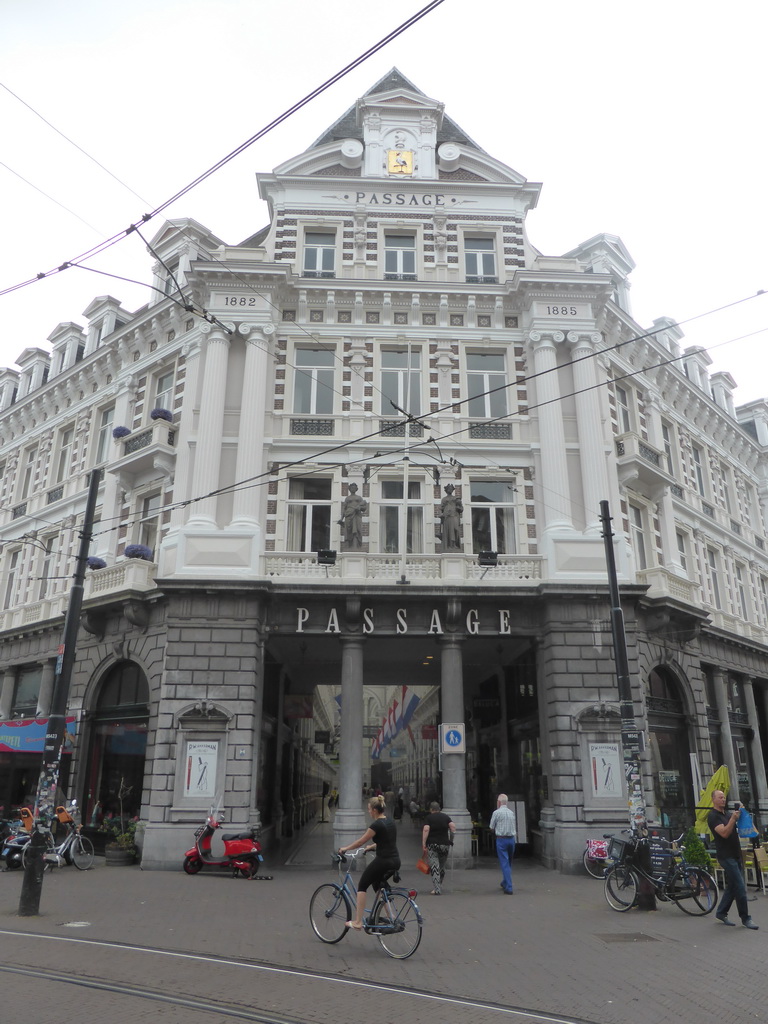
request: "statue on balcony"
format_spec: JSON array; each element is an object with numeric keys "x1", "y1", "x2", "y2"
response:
[
  {"x1": 338, "y1": 483, "x2": 367, "y2": 549},
  {"x1": 437, "y1": 483, "x2": 463, "y2": 551}
]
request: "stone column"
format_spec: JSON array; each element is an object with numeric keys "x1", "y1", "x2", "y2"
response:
[
  {"x1": 231, "y1": 326, "x2": 272, "y2": 526},
  {"x1": 188, "y1": 325, "x2": 231, "y2": 526},
  {"x1": 333, "y1": 637, "x2": 366, "y2": 849},
  {"x1": 568, "y1": 331, "x2": 610, "y2": 532},
  {"x1": 0, "y1": 667, "x2": 15, "y2": 719},
  {"x1": 35, "y1": 660, "x2": 56, "y2": 717},
  {"x1": 713, "y1": 668, "x2": 739, "y2": 798},
  {"x1": 742, "y1": 677, "x2": 768, "y2": 818},
  {"x1": 439, "y1": 637, "x2": 473, "y2": 864},
  {"x1": 527, "y1": 331, "x2": 572, "y2": 531}
]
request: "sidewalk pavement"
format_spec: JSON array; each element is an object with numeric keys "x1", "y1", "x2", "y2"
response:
[{"x1": 2, "y1": 814, "x2": 767, "y2": 1024}]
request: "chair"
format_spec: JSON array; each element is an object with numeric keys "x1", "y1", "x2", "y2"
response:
[{"x1": 752, "y1": 846, "x2": 768, "y2": 895}]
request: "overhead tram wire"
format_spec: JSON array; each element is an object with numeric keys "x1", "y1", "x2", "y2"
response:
[
  {"x1": 0, "y1": 160, "x2": 104, "y2": 235},
  {"x1": 0, "y1": 0, "x2": 447, "y2": 300}
]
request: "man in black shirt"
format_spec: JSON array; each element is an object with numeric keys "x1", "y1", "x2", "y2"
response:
[{"x1": 707, "y1": 789, "x2": 758, "y2": 929}]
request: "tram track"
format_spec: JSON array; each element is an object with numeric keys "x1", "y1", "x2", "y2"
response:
[{"x1": 0, "y1": 929, "x2": 598, "y2": 1024}]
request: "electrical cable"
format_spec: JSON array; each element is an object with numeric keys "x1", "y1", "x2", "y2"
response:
[
  {"x1": 0, "y1": 0, "x2": 447, "y2": 300},
  {"x1": 0, "y1": 159, "x2": 104, "y2": 234}
]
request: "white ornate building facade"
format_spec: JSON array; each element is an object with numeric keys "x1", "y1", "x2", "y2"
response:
[{"x1": 2, "y1": 70, "x2": 768, "y2": 869}]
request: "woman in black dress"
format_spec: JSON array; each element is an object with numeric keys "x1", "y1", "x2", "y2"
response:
[{"x1": 338, "y1": 794, "x2": 400, "y2": 929}]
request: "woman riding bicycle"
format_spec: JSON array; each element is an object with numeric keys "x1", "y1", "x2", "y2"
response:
[{"x1": 338, "y1": 794, "x2": 400, "y2": 930}]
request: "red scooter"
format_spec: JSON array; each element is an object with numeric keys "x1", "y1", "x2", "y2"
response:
[{"x1": 183, "y1": 811, "x2": 271, "y2": 879}]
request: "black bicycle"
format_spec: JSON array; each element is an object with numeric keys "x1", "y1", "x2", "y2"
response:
[{"x1": 604, "y1": 830, "x2": 717, "y2": 915}]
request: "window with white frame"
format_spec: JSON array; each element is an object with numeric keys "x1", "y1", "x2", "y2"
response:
[
  {"x1": 615, "y1": 385, "x2": 632, "y2": 433},
  {"x1": 13, "y1": 665, "x2": 42, "y2": 715},
  {"x1": 719, "y1": 463, "x2": 732, "y2": 514},
  {"x1": 55, "y1": 426, "x2": 75, "y2": 483},
  {"x1": 691, "y1": 445, "x2": 706, "y2": 496},
  {"x1": 467, "y1": 353, "x2": 507, "y2": 418},
  {"x1": 380, "y1": 349, "x2": 421, "y2": 416},
  {"x1": 286, "y1": 478, "x2": 332, "y2": 551},
  {"x1": 384, "y1": 235, "x2": 416, "y2": 280},
  {"x1": 154, "y1": 369, "x2": 175, "y2": 413},
  {"x1": 464, "y1": 237, "x2": 497, "y2": 283},
  {"x1": 469, "y1": 480, "x2": 516, "y2": 554},
  {"x1": 675, "y1": 531, "x2": 688, "y2": 575},
  {"x1": 303, "y1": 232, "x2": 336, "y2": 278},
  {"x1": 18, "y1": 446, "x2": 36, "y2": 500},
  {"x1": 760, "y1": 576, "x2": 768, "y2": 621},
  {"x1": 629, "y1": 503, "x2": 648, "y2": 570},
  {"x1": 138, "y1": 492, "x2": 162, "y2": 556},
  {"x1": 4, "y1": 550, "x2": 20, "y2": 606},
  {"x1": 379, "y1": 479, "x2": 423, "y2": 553},
  {"x1": 707, "y1": 548, "x2": 722, "y2": 608},
  {"x1": 163, "y1": 258, "x2": 180, "y2": 296},
  {"x1": 37, "y1": 536, "x2": 56, "y2": 600},
  {"x1": 293, "y1": 348, "x2": 335, "y2": 415},
  {"x1": 95, "y1": 406, "x2": 115, "y2": 465},
  {"x1": 661, "y1": 422, "x2": 676, "y2": 476},
  {"x1": 734, "y1": 564, "x2": 749, "y2": 619}
]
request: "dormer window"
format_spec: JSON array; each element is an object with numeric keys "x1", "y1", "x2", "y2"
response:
[
  {"x1": 303, "y1": 232, "x2": 335, "y2": 278},
  {"x1": 164, "y1": 258, "x2": 181, "y2": 296},
  {"x1": 465, "y1": 237, "x2": 497, "y2": 283},
  {"x1": 384, "y1": 234, "x2": 416, "y2": 280}
]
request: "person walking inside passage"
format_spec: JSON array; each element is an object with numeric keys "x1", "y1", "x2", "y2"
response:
[
  {"x1": 338, "y1": 794, "x2": 400, "y2": 930},
  {"x1": 708, "y1": 789, "x2": 759, "y2": 929},
  {"x1": 422, "y1": 801, "x2": 456, "y2": 895},
  {"x1": 490, "y1": 793, "x2": 517, "y2": 895}
]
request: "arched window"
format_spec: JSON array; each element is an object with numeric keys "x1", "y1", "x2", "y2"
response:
[
  {"x1": 85, "y1": 661, "x2": 149, "y2": 826},
  {"x1": 645, "y1": 667, "x2": 692, "y2": 833}
]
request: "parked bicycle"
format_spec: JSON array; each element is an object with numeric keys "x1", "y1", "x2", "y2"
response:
[
  {"x1": 21, "y1": 804, "x2": 94, "y2": 871},
  {"x1": 309, "y1": 848, "x2": 423, "y2": 959},
  {"x1": 603, "y1": 829, "x2": 717, "y2": 915},
  {"x1": 583, "y1": 837, "x2": 612, "y2": 879}
]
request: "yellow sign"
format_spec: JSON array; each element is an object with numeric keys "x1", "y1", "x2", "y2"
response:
[{"x1": 387, "y1": 150, "x2": 413, "y2": 175}]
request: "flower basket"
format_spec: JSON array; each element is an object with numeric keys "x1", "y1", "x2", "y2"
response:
[
  {"x1": 86, "y1": 556, "x2": 107, "y2": 570},
  {"x1": 112, "y1": 426, "x2": 131, "y2": 439},
  {"x1": 150, "y1": 407, "x2": 173, "y2": 422},
  {"x1": 124, "y1": 544, "x2": 153, "y2": 561}
]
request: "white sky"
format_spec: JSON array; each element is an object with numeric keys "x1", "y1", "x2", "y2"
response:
[{"x1": 1, "y1": 0, "x2": 766, "y2": 405}]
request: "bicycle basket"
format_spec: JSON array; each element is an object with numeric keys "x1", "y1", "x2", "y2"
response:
[{"x1": 607, "y1": 837, "x2": 629, "y2": 864}]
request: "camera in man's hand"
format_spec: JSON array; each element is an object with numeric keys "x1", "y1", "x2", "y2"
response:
[{"x1": 732, "y1": 802, "x2": 741, "y2": 812}]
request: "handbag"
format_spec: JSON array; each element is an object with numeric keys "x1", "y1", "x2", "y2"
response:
[{"x1": 416, "y1": 856, "x2": 430, "y2": 874}]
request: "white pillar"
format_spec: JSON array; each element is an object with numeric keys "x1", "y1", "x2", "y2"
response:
[
  {"x1": 439, "y1": 636, "x2": 473, "y2": 864},
  {"x1": 568, "y1": 331, "x2": 610, "y2": 533},
  {"x1": 35, "y1": 660, "x2": 56, "y2": 717},
  {"x1": 743, "y1": 677, "x2": 768, "y2": 819},
  {"x1": 231, "y1": 325, "x2": 272, "y2": 526},
  {"x1": 334, "y1": 637, "x2": 367, "y2": 848},
  {"x1": 0, "y1": 667, "x2": 15, "y2": 719},
  {"x1": 528, "y1": 331, "x2": 572, "y2": 531},
  {"x1": 188, "y1": 325, "x2": 231, "y2": 526}
]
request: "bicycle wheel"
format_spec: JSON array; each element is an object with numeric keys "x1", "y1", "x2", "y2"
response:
[
  {"x1": 671, "y1": 866, "x2": 717, "y2": 915},
  {"x1": 604, "y1": 865, "x2": 638, "y2": 912},
  {"x1": 583, "y1": 847, "x2": 607, "y2": 879},
  {"x1": 21, "y1": 840, "x2": 49, "y2": 870},
  {"x1": 309, "y1": 883, "x2": 351, "y2": 943},
  {"x1": 373, "y1": 892, "x2": 422, "y2": 959},
  {"x1": 72, "y1": 835, "x2": 95, "y2": 870}
]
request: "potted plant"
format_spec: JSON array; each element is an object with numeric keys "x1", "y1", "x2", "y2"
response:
[
  {"x1": 86, "y1": 556, "x2": 107, "y2": 570},
  {"x1": 150, "y1": 407, "x2": 173, "y2": 422},
  {"x1": 124, "y1": 543, "x2": 153, "y2": 561},
  {"x1": 100, "y1": 777, "x2": 139, "y2": 865},
  {"x1": 112, "y1": 425, "x2": 131, "y2": 440}
]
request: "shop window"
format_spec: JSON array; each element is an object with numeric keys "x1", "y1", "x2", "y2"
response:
[
  {"x1": 645, "y1": 667, "x2": 692, "y2": 833},
  {"x1": 469, "y1": 480, "x2": 516, "y2": 554},
  {"x1": 286, "y1": 478, "x2": 332, "y2": 551}
]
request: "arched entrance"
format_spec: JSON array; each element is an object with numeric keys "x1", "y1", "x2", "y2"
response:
[
  {"x1": 645, "y1": 666, "x2": 694, "y2": 832},
  {"x1": 84, "y1": 661, "x2": 149, "y2": 826}
]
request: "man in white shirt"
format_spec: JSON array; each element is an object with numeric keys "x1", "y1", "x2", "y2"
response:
[{"x1": 490, "y1": 793, "x2": 517, "y2": 894}]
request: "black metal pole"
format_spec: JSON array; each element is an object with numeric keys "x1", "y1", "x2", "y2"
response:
[
  {"x1": 599, "y1": 500, "x2": 655, "y2": 907},
  {"x1": 19, "y1": 469, "x2": 101, "y2": 916}
]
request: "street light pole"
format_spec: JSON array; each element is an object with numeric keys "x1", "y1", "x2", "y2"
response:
[{"x1": 19, "y1": 469, "x2": 101, "y2": 916}]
